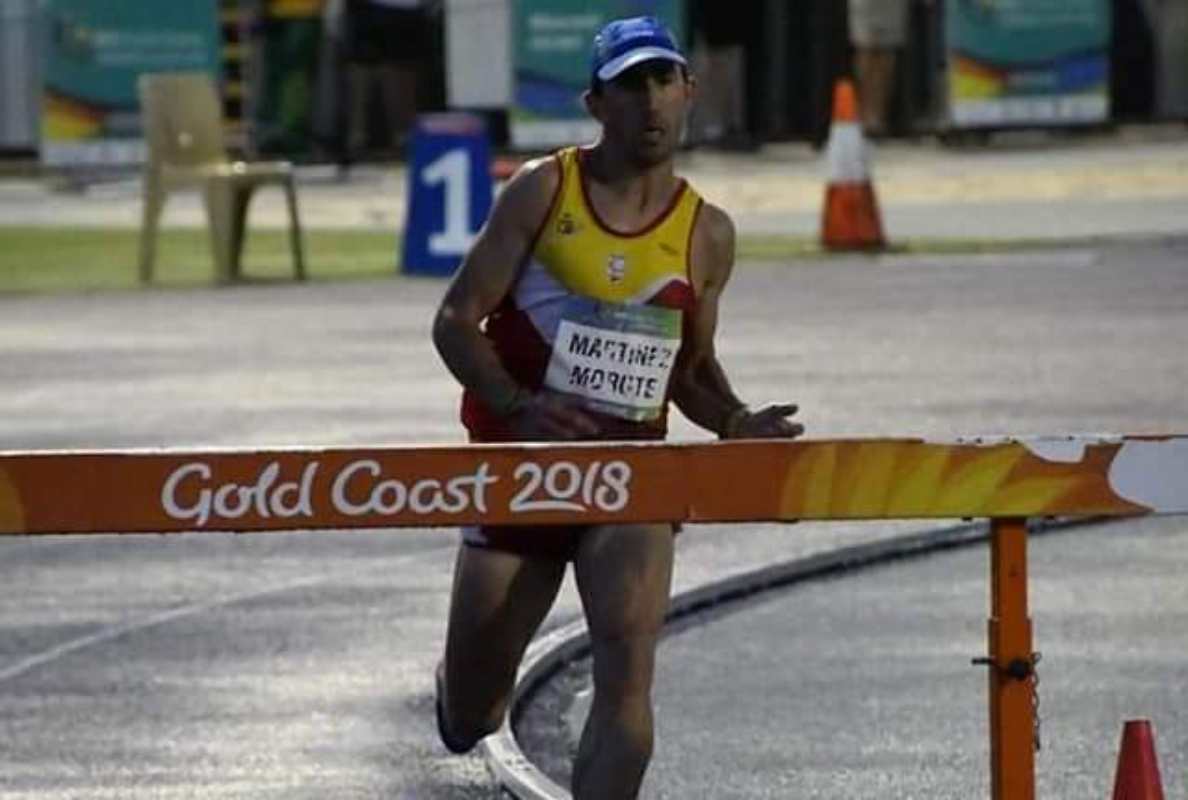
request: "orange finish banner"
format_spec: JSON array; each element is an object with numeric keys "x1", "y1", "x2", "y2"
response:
[{"x1": 1, "y1": 436, "x2": 1185, "y2": 535}]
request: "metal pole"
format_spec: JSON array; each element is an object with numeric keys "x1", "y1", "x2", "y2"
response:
[{"x1": 987, "y1": 517, "x2": 1035, "y2": 800}]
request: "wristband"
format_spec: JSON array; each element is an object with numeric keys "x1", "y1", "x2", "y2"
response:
[{"x1": 720, "y1": 405, "x2": 750, "y2": 439}]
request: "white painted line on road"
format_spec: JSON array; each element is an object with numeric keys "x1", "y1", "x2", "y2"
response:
[{"x1": 0, "y1": 542, "x2": 455, "y2": 685}]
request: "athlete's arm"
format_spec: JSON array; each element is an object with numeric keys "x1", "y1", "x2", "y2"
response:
[
  {"x1": 671, "y1": 203, "x2": 804, "y2": 439},
  {"x1": 432, "y1": 158, "x2": 599, "y2": 439}
]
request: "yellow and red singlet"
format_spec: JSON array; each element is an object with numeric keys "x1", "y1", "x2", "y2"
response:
[{"x1": 463, "y1": 146, "x2": 703, "y2": 441}]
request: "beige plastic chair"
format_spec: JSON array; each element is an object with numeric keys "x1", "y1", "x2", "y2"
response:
[{"x1": 138, "y1": 72, "x2": 305, "y2": 284}]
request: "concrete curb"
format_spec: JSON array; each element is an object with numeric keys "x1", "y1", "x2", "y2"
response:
[{"x1": 480, "y1": 517, "x2": 1098, "y2": 798}]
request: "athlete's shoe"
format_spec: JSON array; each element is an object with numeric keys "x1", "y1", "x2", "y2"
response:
[{"x1": 435, "y1": 661, "x2": 480, "y2": 755}]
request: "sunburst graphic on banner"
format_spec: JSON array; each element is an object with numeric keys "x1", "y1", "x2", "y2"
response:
[
  {"x1": 778, "y1": 441, "x2": 1138, "y2": 519},
  {"x1": 0, "y1": 467, "x2": 24, "y2": 533}
]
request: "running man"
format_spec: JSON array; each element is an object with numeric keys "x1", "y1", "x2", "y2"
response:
[{"x1": 431, "y1": 16, "x2": 803, "y2": 799}]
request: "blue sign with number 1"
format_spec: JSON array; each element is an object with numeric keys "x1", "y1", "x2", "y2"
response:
[{"x1": 401, "y1": 114, "x2": 493, "y2": 277}]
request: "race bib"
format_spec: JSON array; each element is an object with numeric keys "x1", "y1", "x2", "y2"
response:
[{"x1": 544, "y1": 301, "x2": 682, "y2": 421}]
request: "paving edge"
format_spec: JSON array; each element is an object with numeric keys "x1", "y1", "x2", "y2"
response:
[{"x1": 480, "y1": 516, "x2": 1109, "y2": 798}]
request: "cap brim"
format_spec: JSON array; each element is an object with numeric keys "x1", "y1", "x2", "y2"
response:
[{"x1": 596, "y1": 47, "x2": 687, "y2": 82}]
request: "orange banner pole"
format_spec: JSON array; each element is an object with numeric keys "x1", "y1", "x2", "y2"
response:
[{"x1": 987, "y1": 518, "x2": 1035, "y2": 800}]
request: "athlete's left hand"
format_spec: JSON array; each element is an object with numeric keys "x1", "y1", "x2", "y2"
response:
[{"x1": 731, "y1": 403, "x2": 804, "y2": 439}]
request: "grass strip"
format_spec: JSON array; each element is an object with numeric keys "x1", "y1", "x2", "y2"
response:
[
  {"x1": 0, "y1": 226, "x2": 1081, "y2": 295},
  {"x1": 0, "y1": 227, "x2": 401, "y2": 293}
]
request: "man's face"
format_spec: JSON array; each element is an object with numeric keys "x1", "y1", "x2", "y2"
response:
[{"x1": 589, "y1": 60, "x2": 693, "y2": 167}]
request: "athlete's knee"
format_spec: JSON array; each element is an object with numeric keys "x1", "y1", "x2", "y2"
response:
[
  {"x1": 586, "y1": 639, "x2": 659, "y2": 774},
  {"x1": 590, "y1": 633, "x2": 660, "y2": 699}
]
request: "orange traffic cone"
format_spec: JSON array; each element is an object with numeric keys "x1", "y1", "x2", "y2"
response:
[
  {"x1": 490, "y1": 156, "x2": 522, "y2": 181},
  {"x1": 1112, "y1": 719, "x2": 1166, "y2": 800},
  {"x1": 820, "y1": 78, "x2": 885, "y2": 251}
]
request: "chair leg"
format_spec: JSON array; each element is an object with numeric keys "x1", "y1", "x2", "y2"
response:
[
  {"x1": 204, "y1": 182, "x2": 236, "y2": 285},
  {"x1": 230, "y1": 185, "x2": 254, "y2": 282},
  {"x1": 284, "y1": 178, "x2": 306, "y2": 281},
  {"x1": 138, "y1": 181, "x2": 166, "y2": 284}
]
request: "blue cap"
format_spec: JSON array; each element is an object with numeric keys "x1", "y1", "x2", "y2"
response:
[{"x1": 591, "y1": 16, "x2": 686, "y2": 83}]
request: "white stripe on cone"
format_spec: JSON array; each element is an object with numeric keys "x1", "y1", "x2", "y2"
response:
[{"x1": 825, "y1": 121, "x2": 872, "y2": 185}]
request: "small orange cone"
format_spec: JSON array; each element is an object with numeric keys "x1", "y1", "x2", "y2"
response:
[
  {"x1": 1112, "y1": 719, "x2": 1166, "y2": 800},
  {"x1": 490, "y1": 156, "x2": 522, "y2": 181},
  {"x1": 820, "y1": 78, "x2": 885, "y2": 251}
]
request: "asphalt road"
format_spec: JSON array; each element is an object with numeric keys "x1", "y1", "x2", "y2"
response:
[
  {"x1": 1, "y1": 239, "x2": 1186, "y2": 798},
  {"x1": 519, "y1": 517, "x2": 1188, "y2": 799}
]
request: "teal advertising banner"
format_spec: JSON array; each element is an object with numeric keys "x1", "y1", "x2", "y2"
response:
[
  {"x1": 945, "y1": 0, "x2": 1110, "y2": 128},
  {"x1": 41, "y1": 0, "x2": 220, "y2": 166},
  {"x1": 511, "y1": 0, "x2": 684, "y2": 149}
]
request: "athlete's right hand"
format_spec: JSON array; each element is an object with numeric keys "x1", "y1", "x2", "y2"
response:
[{"x1": 510, "y1": 391, "x2": 602, "y2": 441}]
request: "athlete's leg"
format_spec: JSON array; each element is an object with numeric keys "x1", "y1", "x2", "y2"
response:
[
  {"x1": 570, "y1": 523, "x2": 674, "y2": 799},
  {"x1": 854, "y1": 46, "x2": 896, "y2": 135},
  {"x1": 439, "y1": 542, "x2": 567, "y2": 749}
]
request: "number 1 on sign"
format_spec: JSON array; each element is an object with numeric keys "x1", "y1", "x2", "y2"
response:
[{"x1": 422, "y1": 148, "x2": 474, "y2": 256}]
